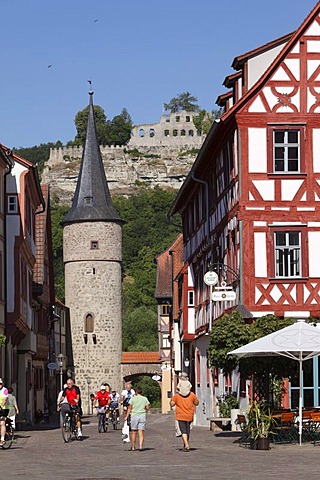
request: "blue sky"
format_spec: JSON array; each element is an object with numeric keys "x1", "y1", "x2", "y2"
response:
[{"x1": 0, "y1": 0, "x2": 317, "y2": 147}]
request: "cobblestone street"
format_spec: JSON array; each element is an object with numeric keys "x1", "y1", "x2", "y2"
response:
[{"x1": 1, "y1": 413, "x2": 320, "y2": 479}]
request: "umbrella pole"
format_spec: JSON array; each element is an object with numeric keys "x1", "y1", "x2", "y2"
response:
[{"x1": 299, "y1": 353, "x2": 303, "y2": 446}]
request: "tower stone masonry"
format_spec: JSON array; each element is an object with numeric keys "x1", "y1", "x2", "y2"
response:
[{"x1": 62, "y1": 91, "x2": 123, "y2": 413}]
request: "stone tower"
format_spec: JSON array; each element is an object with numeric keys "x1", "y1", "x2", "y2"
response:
[{"x1": 62, "y1": 91, "x2": 123, "y2": 413}]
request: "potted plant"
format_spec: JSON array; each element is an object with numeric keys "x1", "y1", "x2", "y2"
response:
[
  {"x1": 247, "y1": 400, "x2": 274, "y2": 450},
  {"x1": 217, "y1": 392, "x2": 239, "y2": 431}
]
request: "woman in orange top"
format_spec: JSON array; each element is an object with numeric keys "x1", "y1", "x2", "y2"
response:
[{"x1": 170, "y1": 390, "x2": 199, "y2": 452}]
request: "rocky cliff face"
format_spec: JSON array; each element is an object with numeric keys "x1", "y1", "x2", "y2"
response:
[{"x1": 42, "y1": 144, "x2": 199, "y2": 203}]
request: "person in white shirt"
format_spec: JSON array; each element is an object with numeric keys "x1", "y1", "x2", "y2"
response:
[
  {"x1": 57, "y1": 383, "x2": 68, "y2": 426},
  {"x1": 0, "y1": 378, "x2": 9, "y2": 445},
  {"x1": 120, "y1": 383, "x2": 135, "y2": 416}
]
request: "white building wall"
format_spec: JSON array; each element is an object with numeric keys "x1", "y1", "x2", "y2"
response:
[
  {"x1": 309, "y1": 232, "x2": 320, "y2": 277},
  {"x1": 313, "y1": 129, "x2": 320, "y2": 173},
  {"x1": 6, "y1": 216, "x2": 20, "y2": 312},
  {"x1": 6, "y1": 161, "x2": 25, "y2": 193},
  {"x1": 254, "y1": 232, "x2": 267, "y2": 277},
  {"x1": 248, "y1": 128, "x2": 267, "y2": 173}
]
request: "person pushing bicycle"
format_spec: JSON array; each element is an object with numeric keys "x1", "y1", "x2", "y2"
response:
[{"x1": 59, "y1": 378, "x2": 83, "y2": 438}]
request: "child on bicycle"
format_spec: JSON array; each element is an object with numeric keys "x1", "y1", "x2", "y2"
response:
[{"x1": 109, "y1": 389, "x2": 120, "y2": 423}]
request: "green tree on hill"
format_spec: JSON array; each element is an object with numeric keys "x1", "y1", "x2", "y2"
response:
[{"x1": 164, "y1": 91, "x2": 200, "y2": 113}]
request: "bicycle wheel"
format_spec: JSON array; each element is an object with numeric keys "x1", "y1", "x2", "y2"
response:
[
  {"x1": 2, "y1": 425, "x2": 14, "y2": 449},
  {"x1": 62, "y1": 417, "x2": 72, "y2": 443}
]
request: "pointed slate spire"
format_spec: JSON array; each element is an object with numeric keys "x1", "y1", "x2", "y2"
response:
[{"x1": 62, "y1": 91, "x2": 123, "y2": 225}]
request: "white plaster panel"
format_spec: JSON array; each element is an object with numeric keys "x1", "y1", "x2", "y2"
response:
[
  {"x1": 284, "y1": 311, "x2": 310, "y2": 317},
  {"x1": 276, "y1": 86, "x2": 296, "y2": 95},
  {"x1": 308, "y1": 222, "x2": 320, "y2": 227},
  {"x1": 305, "y1": 20, "x2": 320, "y2": 36},
  {"x1": 188, "y1": 265, "x2": 195, "y2": 287},
  {"x1": 271, "y1": 66, "x2": 290, "y2": 81},
  {"x1": 308, "y1": 232, "x2": 320, "y2": 277},
  {"x1": 281, "y1": 180, "x2": 303, "y2": 201},
  {"x1": 290, "y1": 285, "x2": 297, "y2": 302},
  {"x1": 308, "y1": 60, "x2": 320, "y2": 80},
  {"x1": 188, "y1": 308, "x2": 195, "y2": 334},
  {"x1": 254, "y1": 232, "x2": 267, "y2": 278},
  {"x1": 247, "y1": 43, "x2": 287, "y2": 88},
  {"x1": 316, "y1": 193, "x2": 320, "y2": 201},
  {"x1": 248, "y1": 128, "x2": 267, "y2": 172},
  {"x1": 290, "y1": 43, "x2": 300, "y2": 55},
  {"x1": 253, "y1": 221, "x2": 267, "y2": 227},
  {"x1": 263, "y1": 87, "x2": 278, "y2": 110},
  {"x1": 249, "y1": 192, "x2": 255, "y2": 201},
  {"x1": 304, "y1": 286, "x2": 310, "y2": 303},
  {"x1": 300, "y1": 192, "x2": 307, "y2": 201},
  {"x1": 251, "y1": 311, "x2": 274, "y2": 317},
  {"x1": 284, "y1": 59, "x2": 300, "y2": 80},
  {"x1": 252, "y1": 180, "x2": 275, "y2": 201},
  {"x1": 307, "y1": 41, "x2": 320, "y2": 53},
  {"x1": 313, "y1": 129, "x2": 320, "y2": 173},
  {"x1": 255, "y1": 287, "x2": 262, "y2": 304},
  {"x1": 262, "y1": 299, "x2": 270, "y2": 305},
  {"x1": 270, "y1": 285, "x2": 282, "y2": 303},
  {"x1": 248, "y1": 96, "x2": 266, "y2": 113}
]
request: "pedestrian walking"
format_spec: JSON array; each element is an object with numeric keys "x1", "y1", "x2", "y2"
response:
[
  {"x1": 170, "y1": 388, "x2": 199, "y2": 452},
  {"x1": 7, "y1": 388, "x2": 19, "y2": 429},
  {"x1": 124, "y1": 386, "x2": 150, "y2": 451}
]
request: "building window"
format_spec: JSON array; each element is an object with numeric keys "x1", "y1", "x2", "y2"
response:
[
  {"x1": 273, "y1": 130, "x2": 300, "y2": 172},
  {"x1": 160, "y1": 304, "x2": 170, "y2": 316},
  {"x1": 188, "y1": 130, "x2": 194, "y2": 137},
  {"x1": 139, "y1": 128, "x2": 145, "y2": 137},
  {"x1": 91, "y1": 241, "x2": 99, "y2": 250},
  {"x1": 173, "y1": 129, "x2": 178, "y2": 137},
  {"x1": 274, "y1": 231, "x2": 301, "y2": 278},
  {"x1": 188, "y1": 291, "x2": 194, "y2": 306},
  {"x1": 181, "y1": 129, "x2": 186, "y2": 136},
  {"x1": 84, "y1": 313, "x2": 94, "y2": 333},
  {"x1": 165, "y1": 116, "x2": 170, "y2": 122},
  {"x1": 268, "y1": 126, "x2": 305, "y2": 174},
  {"x1": 164, "y1": 129, "x2": 170, "y2": 137},
  {"x1": 186, "y1": 116, "x2": 190, "y2": 122},
  {"x1": 8, "y1": 195, "x2": 17, "y2": 213},
  {"x1": 162, "y1": 333, "x2": 170, "y2": 348},
  {"x1": 175, "y1": 116, "x2": 180, "y2": 122},
  {"x1": 149, "y1": 128, "x2": 155, "y2": 137}
]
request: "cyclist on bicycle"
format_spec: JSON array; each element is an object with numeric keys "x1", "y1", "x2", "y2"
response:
[
  {"x1": 59, "y1": 378, "x2": 83, "y2": 438},
  {"x1": 109, "y1": 388, "x2": 120, "y2": 423},
  {"x1": 120, "y1": 382, "x2": 135, "y2": 417},
  {"x1": 94, "y1": 385, "x2": 111, "y2": 415}
]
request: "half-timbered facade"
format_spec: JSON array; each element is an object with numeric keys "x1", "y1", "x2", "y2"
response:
[
  {"x1": 5, "y1": 148, "x2": 45, "y2": 421},
  {"x1": 170, "y1": 3, "x2": 320, "y2": 425}
]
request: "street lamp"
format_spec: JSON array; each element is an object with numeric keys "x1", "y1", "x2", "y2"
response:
[{"x1": 57, "y1": 354, "x2": 65, "y2": 392}]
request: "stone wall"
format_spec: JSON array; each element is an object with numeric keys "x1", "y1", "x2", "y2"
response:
[
  {"x1": 63, "y1": 222, "x2": 122, "y2": 414},
  {"x1": 42, "y1": 143, "x2": 200, "y2": 203}
]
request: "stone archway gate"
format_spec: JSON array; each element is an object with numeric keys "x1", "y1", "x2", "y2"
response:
[{"x1": 121, "y1": 352, "x2": 162, "y2": 382}]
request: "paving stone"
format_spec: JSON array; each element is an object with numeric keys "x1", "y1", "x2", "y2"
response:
[{"x1": 1, "y1": 414, "x2": 320, "y2": 479}]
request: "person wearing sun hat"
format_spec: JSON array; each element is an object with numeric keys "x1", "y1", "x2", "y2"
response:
[{"x1": 0, "y1": 379, "x2": 9, "y2": 445}]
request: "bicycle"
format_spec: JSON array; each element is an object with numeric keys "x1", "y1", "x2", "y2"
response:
[
  {"x1": 96, "y1": 406, "x2": 108, "y2": 433},
  {"x1": 61, "y1": 405, "x2": 82, "y2": 442},
  {"x1": 1, "y1": 417, "x2": 14, "y2": 450},
  {"x1": 109, "y1": 405, "x2": 119, "y2": 430}
]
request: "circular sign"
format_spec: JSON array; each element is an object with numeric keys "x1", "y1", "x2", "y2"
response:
[
  {"x1": 152, "y1": 374, "x2": 161, "y2": 381},
  {"x1": 204, "y1": 271, "x2": 219, "y2": 286},
  {"x1": 47, "y1": 362, "x2": 57, "y2": 370}
]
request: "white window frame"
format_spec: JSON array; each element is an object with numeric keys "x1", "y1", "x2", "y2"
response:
[
  {"x1": 273, "y1": 130, "x2": 300, "y2": 173},
  {"x1": 274, "y1": 231, "x2": 301, "y2": 278}
]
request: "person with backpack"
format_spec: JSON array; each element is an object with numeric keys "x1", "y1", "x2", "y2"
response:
[{"x1": 120, "y1": 382, "x2": 135, "y2": 415}]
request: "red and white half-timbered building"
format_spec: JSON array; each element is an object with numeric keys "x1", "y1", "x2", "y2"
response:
[{"x1": 170, "y1": 2, "x2": 320, "y2": 426}]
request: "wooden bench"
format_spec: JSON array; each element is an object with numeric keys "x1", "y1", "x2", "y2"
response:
[{"x1": 208, "y1": 417, "x2": 231, "y2": 431}]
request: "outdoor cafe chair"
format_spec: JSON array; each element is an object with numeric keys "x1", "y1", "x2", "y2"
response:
[
  {"x1": 271, "y1": 412, "x2": 297, "y2": 444},
  {"x1": 236, "y1": 414, "x2": 251, "y2": 448}
]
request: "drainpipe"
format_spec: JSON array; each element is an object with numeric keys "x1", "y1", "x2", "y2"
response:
[{"x1": 191, "y1": 173, "x2": 214, "y2": 330}]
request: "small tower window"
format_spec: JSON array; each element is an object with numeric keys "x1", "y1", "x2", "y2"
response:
[
  {"x1": 164, "y1": 130, "x2": 170, "y2": 137},
  {"x1": 91, "y1": 241, "x2": 99, "y2": 250},
  {"x1": 181, "y1": 129, "x2": 186, "y2": 136},
  {"x1": 149, "y1": 128, "x2": 155, "y2": 137},
  {"x1": 84, "y1": 313, "x2": 94, "y2": 333},
  {"x1": 84, "y1": 196, "x2": 93, "y2": 206},
  {"x1": 186, "y1": 116, "x2": 191, "y2": 122}
]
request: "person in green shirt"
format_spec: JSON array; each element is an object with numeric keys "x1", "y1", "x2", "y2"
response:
[{"x1": 124, "y1": 386, "x2": 150, "y2": 451}]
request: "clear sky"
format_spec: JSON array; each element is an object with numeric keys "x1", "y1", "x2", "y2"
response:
[{"x1": 0, "y1": 0, "x2": 317, "y2": 148}]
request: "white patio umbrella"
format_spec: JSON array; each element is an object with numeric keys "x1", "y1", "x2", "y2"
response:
[{"x1": 229, "y1": 319, "x2": 320, "y2": 445}]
